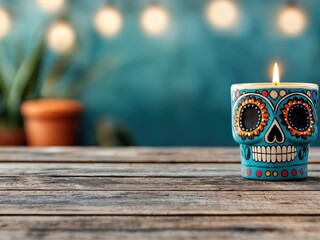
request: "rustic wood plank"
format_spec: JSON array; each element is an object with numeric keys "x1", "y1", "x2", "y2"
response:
[
  {"x1": 0, "y1": 215, "x2": 318, "y2": 230},
  {"x1": 0, "y1": 190, "x2": 318, "y2": 215},
  {"x1": 0, "y1": 162, "x2": 319, "y2": 177},
  {"x1": 0, "y1": 147, "x2": 239, "y2": 163},
  {"x1": 0, "y1": 163, "x2": 237, "y2": 177},
  {"x1": 1, "y1": 231, "x2": 317, "y2": 240},
  {"x1": 0, "y1": 216, "x2": 319, "y2": 240},
  {"x1": 0, "y1": 147, "x2": 319, "y2": 239},
  {"x1": 0, "y1": 163, "x2": 319, "y2": 191},
  {"x1": 0, "y1": 147, "x2": 319, "y2": 163},
  {"x1": 1, "y1": 174, "x2": 320, "y2": 191}
]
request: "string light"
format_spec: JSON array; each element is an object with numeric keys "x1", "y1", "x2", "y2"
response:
[
  {"x1": 140, "y1": 6, "x2": 170, "y2": 36},
  {"x1": 47, "y1": 21, "x2": 76, "y2": 53},
  {"x1": 205, "y1": 0, "x2": 238, "y2": 30},
  {"x1": 277, "y1": 5, "x2": 307, "y2": 37},
  {"x1": 36, "y1": 0, "x2": 65, "y2": 13},
  {"x1": 0, "y1": 8, "x2": 11, "y2": 39},
  {"x1": 94, "y1": 7, "x2": 123, "y2": 38}
]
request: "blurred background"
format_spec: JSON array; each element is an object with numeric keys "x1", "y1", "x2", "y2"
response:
[{"x1": 0, "y1": 0, "x2": 319, "y2": 147}]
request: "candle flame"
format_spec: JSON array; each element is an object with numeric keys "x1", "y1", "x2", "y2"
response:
[{"x1": 273, "y1": 62, "x2": 280, "y2": 85}]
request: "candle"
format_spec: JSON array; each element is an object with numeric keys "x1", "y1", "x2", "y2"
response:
[{"x1": 231, "y1": 63, "x2": 318, "y2": 180}]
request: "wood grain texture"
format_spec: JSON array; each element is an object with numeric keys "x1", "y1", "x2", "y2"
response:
[
  {"x1": 0, "y1": 162, "x2": 319, "y2": 177},
  {"x1": 0, "y1": 163, "x2": 319, "y2": 191},
  {"x1": 0, "y1": 147, "x2": 319, "y2": 239},
  {"x1": 0, "y1": 147, "x2": 319, "y2": 163},
  {"x1": 0, "y1": 190, "x2": 319, "y2": 215},
  {"x1": 1, "y1": 231, "x2": 317, "y2": 240},
  {"x1": 0, "y1": 216, "x2": 319, "y2": 240},
  {"x1": 0, "y1": 175, "x2": 320, "y2": 191}
]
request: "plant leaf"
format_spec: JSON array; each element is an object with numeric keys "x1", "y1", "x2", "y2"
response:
[
  {"x1": 21, "y1": 43, "x2": 46, "y2": 100},
  {"x1": 41, "y1": 54, "x2": 73, "y2": 98},
  {"x1": 6, "y1": 40, "x2": 45, "y2": 126},
  {"x1": 0, "y1": 69, "x2": 7, "y2": 117}
]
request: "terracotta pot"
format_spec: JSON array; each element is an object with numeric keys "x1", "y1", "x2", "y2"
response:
[
  {"x1": 21, "y1": 99, "x2": 83, "y2": 146},
  {"x1": 0, "y1": 127, "x2": 26, "y2": 146}
]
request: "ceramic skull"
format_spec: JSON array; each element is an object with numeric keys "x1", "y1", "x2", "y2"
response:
[{"x1": 231, "y1": 85, "x2": 318, "y2": 180}]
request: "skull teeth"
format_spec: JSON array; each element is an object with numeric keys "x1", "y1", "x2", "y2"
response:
[{"x1": 252, "y1": 146, "x2": 296, "y2": 163}]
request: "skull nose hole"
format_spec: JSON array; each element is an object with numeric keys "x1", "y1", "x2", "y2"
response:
[
  {"x1": 267, "y1": 126, "x2": 283, "y2": 143},
  {"x1": 265, "y1": 119, "x2": 285, "y2": 144}
]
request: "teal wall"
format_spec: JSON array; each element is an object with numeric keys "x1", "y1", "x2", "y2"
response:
[{"x1": 1, "y1": 0, "x2": 320, "y2": 146}]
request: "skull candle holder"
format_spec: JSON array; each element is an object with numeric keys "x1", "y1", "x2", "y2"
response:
[{"x1": 231, "y1": 83, "x2": 318, "y2": 180}]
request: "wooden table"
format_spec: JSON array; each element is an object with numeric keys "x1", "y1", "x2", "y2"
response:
[{"x1": 0, "y1": 147, "x2": 320, "y2": 239}]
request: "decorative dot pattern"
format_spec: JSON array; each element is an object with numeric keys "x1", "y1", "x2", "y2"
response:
[
  {"x1": 279, "y1": 89, "x2": 286, "y2": 97},
  {"x1": 270, "y1": 90, "x2": 278, "y2": 99},
  {"x1": 262, "y1": 90, "x2": 268, "y2": 97},
  {"x1": 241, "y1": 167, "x2": 307, "y2": 179},
  {"x1": 256, "y1": 170, "x2": 262, "y2": 178},
  {"x1": 281, "y1": 170, "x2": 288, "y2": 177},
  {"x1": 291, "y1": 169, "x2": 297, "y2": 176},
  {"x1": 300, "y1": 168, "x2": 304, "y2": 175}
]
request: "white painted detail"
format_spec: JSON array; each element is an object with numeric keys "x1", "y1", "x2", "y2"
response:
[{"x1": 252, "y1": 145, "x2": 297, "y2": 163}]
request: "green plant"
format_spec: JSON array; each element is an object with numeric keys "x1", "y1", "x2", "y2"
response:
[
  {"x1": 0, "y1": 40, "x2": 45, "y2": 128},
  {"x1": 0, "y1": 33, "x2": 122, "y2": 128}
]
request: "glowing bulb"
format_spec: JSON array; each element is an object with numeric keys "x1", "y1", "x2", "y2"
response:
[
  {"x1": 47, "y1": 21, "x2": 76, "y2": 53},
  {"x1": 205, "y1": 0, "x2": 238, "y2": 30},
  {"x1": 278, "y1": 6, "x2": 307, "y2": 37},
  {"x1": 273, "y1": 63, "x2": 280, "y2": 85},
  {"x1": 0, "y1": 8, "x2": 11, "y2": 39},
  {"x1": 140, "y1": 6, "x2": 170, "y2": 36},
  {"x1": 94, "y1": 7, "x2": 123, "y2": 38},
  {"x1": 37, "y1": 0, "x2": 65, "y2": 13}
]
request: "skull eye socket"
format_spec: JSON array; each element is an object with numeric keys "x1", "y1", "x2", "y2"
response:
[
  {"x1": 288, "y1": 105, "x2": 310, "y2": 131},
  {"x1": 234, "y1": 96, "x2": 269, "y2": 140},
  {"x1": 240, "y1": 105, "x2": 261, "y2": 131},
  {"x1": 281, "y1": 97, "x2": 315, "y2": 139}
]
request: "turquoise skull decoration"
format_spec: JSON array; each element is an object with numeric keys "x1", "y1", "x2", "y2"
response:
[{"x1": 231, "y1": 84, "x2": 318, "y2": 180}]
